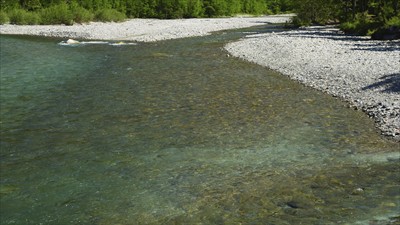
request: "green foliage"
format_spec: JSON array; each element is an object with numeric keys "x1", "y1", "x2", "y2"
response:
[
  {"x1": 290, "y1": 0, "x2": 399, "y2": 38},
  {"x1": 0, "y1": 11, "x2": 9, "y2": 24},
  {"x1": 268, "y1": 0, "x2": 293, "y2": 14},
  {"x1": 0, "y1": 0, "x2": 18, "y2": 12},
  {"x1": 340, "y1": 12, "x2": 378, "y2": 35},
  {"x1": 203, "y1": 0, "x2": 227, "y2": 17},
  {"x1": 4, "y1": 0, "x2": 397, "y2": 39},
  {"x1": 385, "y1": 15, "x2": 400, "y2": 28},
  {"x1": 226, "y1": 0, "x2": 242, "y2": 15},
  {"x1": 70, "y1": 2, "x2": 94, "y2": 23},
  {"x1": 157, "y1": 0, "x2": 186, "y2": 19},
  {"x1": 242, "y1": 0, "x2": 268, "y2": 15},
  {"x1": 125, "y1": 0, "x2": 158, "y2": 18},
  {"x1": 140, "y1": 0, "x2": 158, "y2": 18},
  {"x1": 370, "y1": 15, "x2": 400, "y2": 39},
  {"x1": 94, "y1": 9, "x2": 126, "y2": 22},
  {"x1": 290, "y1": 15, "x2": 308, "y2": 27},
  {"x1": 39, "y1": 3, "x2": 73, "y2": 25},
  {"x1": 203, "y1": 5, "x2": 216, "y2": 17},
  {"x1": 78, "y1": 0, "x2": 112, "y2": 11},
  {"x1": 340, "y1": 21, "x2": 357, "y2": 32},
  {"x1": 20, "y1": 0, "x2": 42, "y2": 11},
  {"x1": 2, "y1": 0, "x2": 296, "y2": 24},
  {"x1": 185, "y1": 0, "x2": 203, "y2": 17},
  {"x1": 292, "y1": 0, "x2": 339, "y2": 26},
  {"x1": 8, "y1": 8, "x2": 40, "y2": 25}
]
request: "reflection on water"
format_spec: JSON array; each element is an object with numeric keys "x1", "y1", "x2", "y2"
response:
[{"x1": 0, "y1": 27, "x2": 399, "y2": 224}]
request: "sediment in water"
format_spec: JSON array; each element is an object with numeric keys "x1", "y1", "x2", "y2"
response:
[{"x1": 225, "y1": 26, "x2": 400, "y2": 141}]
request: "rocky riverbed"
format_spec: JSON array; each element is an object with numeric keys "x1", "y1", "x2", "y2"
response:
[
  {"x1": 1, "y1": 17, "x2": 399, "y2": 141},
  {"x1": 225, "y1": 26, "x2": 400, "y2": 141}
]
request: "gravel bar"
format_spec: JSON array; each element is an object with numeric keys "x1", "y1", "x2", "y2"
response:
[
  {"x1": 0, "y1": 15, "x2": 291, "y2": 42},
  {"x1": 225, "y1": 26, "x2": 400, "y2": 141}
]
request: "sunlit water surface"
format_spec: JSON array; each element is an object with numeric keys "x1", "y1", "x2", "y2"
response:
[{"x1": 1, "y1": 27, "x2": 399, "y2": 224}]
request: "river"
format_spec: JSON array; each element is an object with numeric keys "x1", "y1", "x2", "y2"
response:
[{"x1": 0, "y1": 26, "x2": 399, "y2": 224}]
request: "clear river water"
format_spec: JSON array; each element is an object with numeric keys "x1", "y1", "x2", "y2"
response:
[{"x1": 0, "y1": 26, "x2": 399, "y2": 224}]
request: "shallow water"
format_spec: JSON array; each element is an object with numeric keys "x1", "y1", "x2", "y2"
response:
[{"x1": 0, "y1": 27, "x2": 399, "y2": 225}]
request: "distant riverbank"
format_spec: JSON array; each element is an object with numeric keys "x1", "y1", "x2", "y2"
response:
[
  {"x1": 225, "y1": 26, "x2": 400, "y2": 141},
  {"x1": 0, "y1": 15, "x2": 291, "y2": 42}
]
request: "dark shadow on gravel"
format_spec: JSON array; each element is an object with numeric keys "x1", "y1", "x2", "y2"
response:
[
  {"x1": 279, "y1": 29, "x2": 400, "y2": 51},
  {"x1": 362, "y1": 73, "x2": 400, "y2": 93},
  {"x1": 279, "y1": 29, "x2": 365, "y2": 41},
  {"x1": 350, "y1": 42, "x2": 400, "y2": 51}
]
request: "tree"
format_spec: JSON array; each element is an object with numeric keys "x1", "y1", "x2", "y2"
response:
[
  {"x1": 227, "y1": 0, "x2": 242, "y2": 15},
  {"x1": 20, "y1": 0, "x2": 42, "y2": 10},
  {"x1": 0, "y1": 0, "x2": 20, "y2": 11},
  {"x1": 185, "y1": 0, "x2": 203, "y2": 17},
  {"x1": 292, "y1": 0, "x2": 340, "y2": 25}
]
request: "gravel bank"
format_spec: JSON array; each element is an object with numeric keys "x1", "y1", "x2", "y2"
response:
[
  {"x1": 225, "y1": 26, "x2": 400, "y2": 141},
  {"x1": 0, "y1": 15, "x2": 291, "y2": 42}
]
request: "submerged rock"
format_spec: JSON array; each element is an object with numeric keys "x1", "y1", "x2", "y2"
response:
[
  {"x1": 225, "y1": 26, "x2": 400, "y2": 141},
  {"x1": 66, "y1": 39, "x2": 80, "y2": 44}
]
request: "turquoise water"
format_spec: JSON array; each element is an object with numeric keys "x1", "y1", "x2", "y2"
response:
[{"x1": 0, "y1": 27, "x2": 399, "y2": 224}]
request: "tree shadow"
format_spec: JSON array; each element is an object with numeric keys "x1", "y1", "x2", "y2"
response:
[
  {"x1": 277, "y1": 27, "x2": 400, "y2": 52},
  {"x1": 279, "y1": 28, "x2": 366, "y2": 41},
  {"x1": 350, "y1": 41, "x2": 400, "y2": 51},
  {"x1": 362, "y1": 73, "x2": 400, "y2": 93}
]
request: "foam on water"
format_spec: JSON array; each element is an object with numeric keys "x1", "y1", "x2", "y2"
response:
[{"x1": 58, "y1": 39, "x2": 137, "y2": 46}]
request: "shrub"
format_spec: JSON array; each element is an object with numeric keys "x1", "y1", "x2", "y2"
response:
[
  {"x1": 94, "y1": 9, "x2": 126, "y2": 22},
  {"x1": 204, "y1": 6, "x2": 216, "y2": 17},
  {"x1": 371, "y1": 16, "x2": 400, "y2": 40},
  {"x1": 0, "y1": 11, "x2": 9, "y2": 24},
  {"x1": 24, "y1": 11, "x2": 40, "y2": 25},
  {"x1": 290, "y1": 15, "x2": 311, "y2": 27},
  {"x1": 292, "y1": 0, "x2": 339, "y2": 25},
  {"x1": 185, "y1": 0, "x2": 203, "y2": 18},
  {"x1": 385, "y1": 16, "x2": 400, "y2": 28},
  {"x1": 8, "y1": 9, "x2": 40, "y2": 25},
  {"x1": 71, "y1": 5, "x2": 94, "y2": 23},
  {"x1": 340, "y1": 12, "x2": 379, "y2": 36},
  {"x1": 40, "y1": 3, "x2": 73, "y2": 25},
  {"x1": 339, "y1": 21, "x2": 357, "y2": 33}
]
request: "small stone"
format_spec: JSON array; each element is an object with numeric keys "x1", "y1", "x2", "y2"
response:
[
  {"x1": 351, "y1": 187, "x2": 364, "y2": 195},
  {"x1": 382, "y1": 202, "x2": 396, "y2": 207}
]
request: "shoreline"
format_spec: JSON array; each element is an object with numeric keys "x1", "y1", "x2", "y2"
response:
[
  {"x1": 225, "y1": 26, "x2": 400, "y2": 141},
  {"x1": 1, "y1": 17, "x2": 399, "y2": 141},
  {"x1": 0, "y1": 15, "x2": 291, "y2": 42}
]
